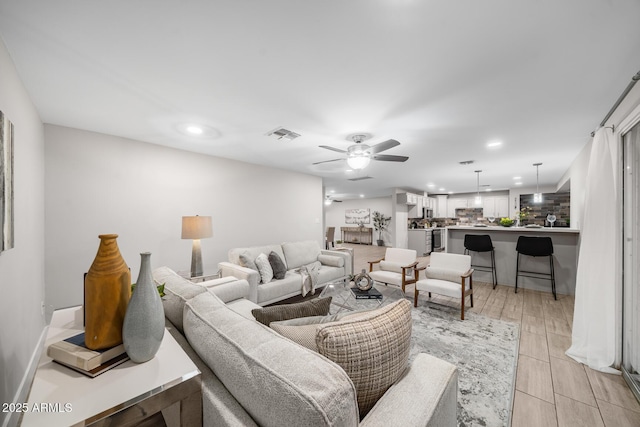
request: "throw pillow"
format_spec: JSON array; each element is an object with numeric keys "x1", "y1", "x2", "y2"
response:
[
  {"x1": 270, "y1": 310, "x2": 361, "y2": 351},
  {"x1": 254, "y1": 253, "x2": 273, "y2": 284},
  {"x1": 315, "y1": 299, "x2": 412, "y2": 417},
  {"x1": 379, "y1": 260, "x2": 404, "y2": 273},
  {"x1": 268, "y1": 251, "x2": 287, "y2": 280},
  {"x1": 251, "y1": 296, "x2": 332, "y2": 326},
  {"x1": 317, "y1": 254, "x2": 344, "y2": 268},
  {"x1": 239, "y1": 252, "x2": 258, "y2": 272},
  {"x1": 425, "y1": 266, "x2": 464, "y2": 284}
]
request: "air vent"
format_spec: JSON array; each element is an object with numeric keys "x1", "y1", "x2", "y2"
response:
[
  {"x1": 348, "y1": 176, "x2": 373, "y2": 181},
  {"x1": 266, "y1": 127, "x2": 301, "y2": 141},
  {"x1": 459, "y1": 160, "x2": 474, "y2": 165}
]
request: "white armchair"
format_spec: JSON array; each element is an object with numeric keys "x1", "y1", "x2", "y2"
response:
[
  {"x1": 414, "y1": 252, "x2": 474, "y2": 320},
  {"x1": 368, "y1": 248, "x2": 419, "y2": 293}
]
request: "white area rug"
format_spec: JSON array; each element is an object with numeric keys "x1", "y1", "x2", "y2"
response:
[{"x1": 410, "y1": 301, "x2": 519, "y2": 427}]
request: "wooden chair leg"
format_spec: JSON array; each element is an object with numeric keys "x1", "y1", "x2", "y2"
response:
[
  {"x1": 461, "y1": 277, "x2": 466, "y2": 320},
  {"x1": 414, "y1": 288, "x2": 419, "y2": 307}
]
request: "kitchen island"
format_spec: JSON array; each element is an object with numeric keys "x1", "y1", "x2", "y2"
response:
[{"x1": 446, "y1": 226, "x2": 580, "y2": 295}]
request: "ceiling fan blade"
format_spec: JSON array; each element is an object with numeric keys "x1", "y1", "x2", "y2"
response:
[
  {"x1": 369, "y1": 139, "x2": 400, "y2": 154},
  {"x1": 312, "y1": 158, "x2": 344, "y2": 165},
  {"x1": 319, "y1": 145, "x2": 347, "y2": 154},
  {"x1": 372, "y1": 154, "x2": 409, "y2": 162}
]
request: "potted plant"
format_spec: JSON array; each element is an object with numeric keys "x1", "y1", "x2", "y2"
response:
[
  {"x1": 517, "y1": 206, "x2": 532, "y2": 226},
  {"x1": 372, "y1": 211, "x2": 391, "y2": 246}
]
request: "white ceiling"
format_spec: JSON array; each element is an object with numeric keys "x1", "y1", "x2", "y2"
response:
[{"x1": 1, "y1": 1, "x2": 639, "y2": 200}]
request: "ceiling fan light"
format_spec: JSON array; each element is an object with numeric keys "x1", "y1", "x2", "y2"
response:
[{"x1": 347, "y1": 155, "x2": 371, "y2": 170}]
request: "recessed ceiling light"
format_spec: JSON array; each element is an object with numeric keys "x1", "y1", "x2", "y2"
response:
[
  {"x1": 427, "y1": 183, "x2": 435, "y2": 188},
  {"x1": 485, "y1": 188, "x2": 492, "y2": 192},
  {"x1": 360, "y1": 194, "x2": 365, "y2": 198},
  {"x1": 515, "y1": 182, "x2": 522, "y2": 186},
  {"x1": 186, "y1": 125, "x2": 203, "y2": 135},
  {"x1": 345, "y1": 169, "x2": 354, "y2": 173},
  {"x1": 175, "y1": 123, "x2": 219, "y2": 138},
  {"x1": 513, "y1": 176, "x2": 521, "y2": 180},
  {"x1": 439, "y1": 188, "x2": 445, "y2": 191},
  {"x1": 487, "y1": 141, "x2": 502, "y2": 148},
  {"x1": 330, "y1": 190, "x2": 335, "y2": 193},
  {"x1": 448, "y1": 191, "x2": 454, "y2": 194}
]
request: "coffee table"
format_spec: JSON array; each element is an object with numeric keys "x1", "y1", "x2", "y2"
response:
[{"x1": 320, "y1": 279, "x2": 407, "y2": 314}]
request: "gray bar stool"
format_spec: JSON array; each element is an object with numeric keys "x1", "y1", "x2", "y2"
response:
[
  {"x1": 463, "y1": 234, "x2": 497, "y2": 289},
  {"x1": 515, "y1": 236, "x2": 556, "y2": 299}
]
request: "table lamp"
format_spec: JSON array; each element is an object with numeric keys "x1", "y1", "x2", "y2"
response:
[{"x1": 181, "y1": 215, "x2": 213, "y2": 277}]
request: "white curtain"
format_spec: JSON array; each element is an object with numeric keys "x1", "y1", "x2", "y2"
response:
[{"x1": 566, "y1": 127, "x2": 620, "y2": 374}]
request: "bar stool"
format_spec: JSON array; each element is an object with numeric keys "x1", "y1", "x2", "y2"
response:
[
  {"x1": 463, "y1": 234, "x2": 497, "y2": 289},
  {"x1": 515, "y1": 236, "x2": 556, "y2": 299}
]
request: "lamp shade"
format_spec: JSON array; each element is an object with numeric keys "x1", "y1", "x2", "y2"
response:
[{"x1": 181, "y1": 216, "x2": 213, "y2": 240}]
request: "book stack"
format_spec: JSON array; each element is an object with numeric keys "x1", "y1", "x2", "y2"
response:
[
  {"x1": 47, "y1": 332, "x2": 129, "y2": 378},
  {"x1": 350, "y1": 287, "x2": 383, "y2": 300}
]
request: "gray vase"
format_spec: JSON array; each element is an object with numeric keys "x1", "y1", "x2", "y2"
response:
[{"x1": 122, "y1": 252, "x2": 165, "y2": 363}]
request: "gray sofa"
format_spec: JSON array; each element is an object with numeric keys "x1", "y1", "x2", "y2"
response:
[
  {"x1": 153, "y1": 266, "x2": 458, "y2": 427},
  {"x1": 218, "y1": 240, "x2": 352, "y2": 306}
]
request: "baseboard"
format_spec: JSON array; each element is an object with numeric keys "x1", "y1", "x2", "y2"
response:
[{"x1": 2, "y1": 326, "x2": 48, "y2": 427}]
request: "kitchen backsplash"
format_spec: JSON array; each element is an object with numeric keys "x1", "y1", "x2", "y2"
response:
[
  {"x1": 407, "y1": 192, "x2": 571, "y2": 227},
  {"x1": 519, "y1": 192, "x2": 570, "y2": 227}
]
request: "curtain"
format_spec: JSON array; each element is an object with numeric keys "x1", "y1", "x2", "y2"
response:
[{"x1": 566, "y1": 127, "x2": 620, "y2": 374}]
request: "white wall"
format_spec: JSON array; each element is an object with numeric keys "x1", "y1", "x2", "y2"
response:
[
  {"x1": 324, "y1": 196, "x2": 393, "y2": 246},
  {"x1": 0, "y1": 39, "x2": 46, "y2": 427},
  {"x1": 44, "y1": 125, "x2": 324, "y2": 311}
]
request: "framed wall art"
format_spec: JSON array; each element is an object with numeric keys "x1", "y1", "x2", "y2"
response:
[
  {"x1": 1, "y1": 110, "x2": 14, "y2": 252},
  {"x1": 345, "y1": 208, "x2": 370, "y2": 224}
]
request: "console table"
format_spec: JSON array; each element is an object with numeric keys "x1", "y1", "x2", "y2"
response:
[
  {"x1": 22, "y1": 307, "x2": 202, "y2": 427},
  {"x1": 341, "y1": 227, "x2": 373, "y2": 245}
]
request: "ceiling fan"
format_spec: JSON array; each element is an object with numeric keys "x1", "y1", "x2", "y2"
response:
[{"x1": 313, "y1": 134, "x2": 409, "y2": 170}]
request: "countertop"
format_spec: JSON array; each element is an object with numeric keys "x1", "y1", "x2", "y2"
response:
[{"x1": 447, "y1": 225, "x2": 579, "y2": 234}]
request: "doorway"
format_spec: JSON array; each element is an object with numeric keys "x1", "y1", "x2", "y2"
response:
[{"x1": 622, "y1": 121, "x2": 640, "y2": 400}]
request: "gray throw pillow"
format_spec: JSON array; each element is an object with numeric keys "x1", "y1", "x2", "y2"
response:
[
  {"x1": 252, "y1": 297, "x2": 333, "y2": 326},
  {"x1": 239, "y1": 252, "x2": 258, "y2": 271},
  {"x1": 268, "y1": 251, "x2": 287, "y2": 280}
]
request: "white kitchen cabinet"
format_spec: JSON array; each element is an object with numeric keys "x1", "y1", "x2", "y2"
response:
[
  {"x1": 447, "y1": 198, "x2": 467, "y2": 218},
  {"x1": 397, "y1": 192, "x2": 419, "y2": 205},
  {"x1": 435, "y1": 195, "x2": 448, "y2": 218},
  {"x1": 481, "y1": 196, "x2": 509, "y2": 218},
  {"x1": 426, "y1": 197, "x2": 436, "y2": 209},
  {"x1": 408, "y1": 229, "x2": 432, "y2": 255},
  {"x1": 495, "y1": 196, "x2": 509, "y2": 217}
]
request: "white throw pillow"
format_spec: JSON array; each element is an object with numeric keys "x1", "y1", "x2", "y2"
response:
[{"x1": 254, "y1": 253, "x2": 273, "y2": 284}]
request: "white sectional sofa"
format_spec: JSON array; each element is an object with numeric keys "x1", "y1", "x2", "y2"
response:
[
  {"x1": 153, "y1": 266, "x2": 459, "y2": 427},
  {"x1": 218, "y1": 240, "x2": 352, "y2": 306}
]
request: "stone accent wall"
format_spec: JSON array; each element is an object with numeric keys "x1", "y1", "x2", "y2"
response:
[{"x1": 519, "y1": 192, "x2": 570, "y2": 227}]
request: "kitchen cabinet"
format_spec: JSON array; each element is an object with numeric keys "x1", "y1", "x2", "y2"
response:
[
  {"x1": 397, "y1": 193, "x2": 418, "y2": 205},
  {"x1": 481, "y1": 196, "x2": 509, "y2": 218},
  {"x1": 446, "y1": 198, "x2": 467, "y2": 218},
  {"x1": 409, "y1": 195, "x2": 424, "y2": 218},
  {"x1": 426, "y1": 197, "x2": 436, "y2": 209},
  {"x1": 408, "y1": 229, "x2": 432, "y2": 256},
  {"x1": 435, "y1": 195, "x2": 448, "y2": 218}
]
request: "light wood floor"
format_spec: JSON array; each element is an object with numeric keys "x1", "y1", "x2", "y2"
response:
[{"x1": 340, "y1": 243, "x2": 640, "y2": 427}]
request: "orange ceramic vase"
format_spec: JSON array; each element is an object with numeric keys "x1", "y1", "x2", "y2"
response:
[{"x1": 84, "y1": 234, "x2": 131, "y2": 350}]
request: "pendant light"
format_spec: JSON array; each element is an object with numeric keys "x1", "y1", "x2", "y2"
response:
[
  {"x1": 474, "y1": 170, "x2": 482, "y2": 205},
  {"x1": 533, "y1": 163, "x2": 542, "y2": 203}
]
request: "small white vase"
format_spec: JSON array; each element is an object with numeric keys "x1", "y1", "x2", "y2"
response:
[{"x1": 122, "y1": 252, "x2": 165, "y2": 363}]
